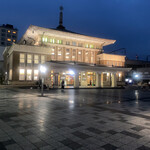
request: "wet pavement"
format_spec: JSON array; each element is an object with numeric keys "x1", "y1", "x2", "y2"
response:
[{"x1": 0, "y1": 87, "x2": 150, "y2": 150}]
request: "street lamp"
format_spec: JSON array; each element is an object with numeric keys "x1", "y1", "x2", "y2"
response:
[{"x1": 40, "y1": 65, "x2": 46, "y2": 96}]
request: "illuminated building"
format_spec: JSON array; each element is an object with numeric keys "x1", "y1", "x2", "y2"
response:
[{"x1": 3, "y1": 7, "x2": 130, "y2": 88}]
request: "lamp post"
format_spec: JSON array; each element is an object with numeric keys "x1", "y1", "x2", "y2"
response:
[{"x1": 40, "y1": 65, "x2": 46, "y2": 96}]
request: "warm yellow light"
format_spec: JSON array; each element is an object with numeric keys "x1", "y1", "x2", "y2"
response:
[
  {"x1": 7, "y1": 39, "x2": 11, "y2": 42},
  {"x1": 13, "y1": 31, "x2": 16, "y2": 34},
  {"x1": 107, "y1": 73, "x2": 110, "y2": 76},
  {"x1": 34, "y1": 70, "x2": 38, "y2": 75},
  {"x1": 27, "y1": 69, "x2": 32, "y2": 74},
  {"x1": 8, "y1": 30, "x2": 10, "y2": 33},
  {"x1": 119, "y1": 73, "x2": 122, "y2": 77},
  {"x1": 13, "y1": 40, "x2": 16, "y2": 42},
  {"x1": 20, "y1": 69, "x2": 24, "y2": 75}
]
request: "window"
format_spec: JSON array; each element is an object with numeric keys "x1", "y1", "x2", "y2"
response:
[
  {"x1": 58, "y1": 48, "x2": 62, "y2": 60},
  {"x1": 78, "y1": 43, "x2": 83, "y2": 47},
  {"x1": 1, "y1": 33, "x2": 5, "y2": 37},
  {"x1": 12, "y1": 35, "x2": 16, "y2": 39},
  {"x1": 1, "y1": 29, "x2": 6, "y2": 32},
  {"x1": 19, "y1": 69, "x2": 25, "y2": 80},
  {"x1": 27, "y1": 54, "x2": 32, "y2": 64},
  {"x1": 66, "y1": 41, "x2": 70, "y2": 45},
  {"x1": 72, "y1": 49, "x2": 76, "y2": 61},
  {"x1": 20, "y1": 54, "x2": 25, "y2": 63},
  {"x1": 78, "y1": 50, "x2": 82, "y2": 62},
  {"x1": 13, "y1": 39, "x2": 16, "y2": 42},
  {"x1": 7, "y1": 39, "x2": 11, "y2": 42},
  {"x1": 72, "y1": 41, "x2": 76, "y2": 46},
  {"x1": 7, "y1": 30, "x2": 10, "y2": 33},
  {"x1": 50, "y1": 39, "x2": 55, "y2": 43},
  {"x1": 34, "y1": 70, "x2": 39, "y2": 80},
  {"x1": 90, "y1": 45, "x2": 94, "y2": 49},
  {"x1": 85, "y1": 44, "x2": 89, "y2": 48},
  {"x1": 34, "y1": 55, "x2": 39, "y2": 64},
  {"x1": 13, "y1": 31, "x2": 16, "y2": 34},
  {"x1": 51, "y1": 47, "x2": 55, "y2": 60},
  {"x1": 57, "y1": 40, "x2": 62, "y2": 44},
  {"x1": 85, "y1": 51, "x2": 89, "y2": 63},
  {"x1": 7, "y1": 34, "x2": 11, "y2": 38},
  {"x1": 65, "y1": 49, "x2": 70, "y2": 60},
  {"x1": 1, "y1": 38, "x2": 5, "y2": 41},
  {"x1": 41, "y1": 55, "x2": 45, "y2": 64},
  {"x1": 1, "y1": 42, "x2": 5, "y2": 45},
  {"x1": 27, "y1": 69, "x2": 32, "y2": 80},
  {"x1": 42, "y1": 37, "x2": 47, "y2": 42}
]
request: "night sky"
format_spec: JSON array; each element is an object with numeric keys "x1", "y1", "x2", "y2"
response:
[{"x1": 0, "y1": 0, "x2": 150, "y2": 60}]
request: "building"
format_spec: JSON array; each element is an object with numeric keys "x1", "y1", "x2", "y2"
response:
[
  {"x1": 125, "y1": 59, "x2": 150, "y2": 83},
  {"x1": 3, "y1": 7, "x2": 130, "y2": 88},
  {"x1": 0, "y1": 24, "x2": 18, "y2": 47}
]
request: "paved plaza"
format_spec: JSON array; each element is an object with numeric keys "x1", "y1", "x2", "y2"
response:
[{"x1": 0, "y1": 87, "x2": 150, "y2": 150}]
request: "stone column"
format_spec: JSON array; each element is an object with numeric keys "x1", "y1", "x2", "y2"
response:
[
  {"x1": 100, "y1": 73, "x2": 104, "y2": 87},
  {"x1": 111, "y1": 73, "x2": 117, "y2": 87},
  {"x1": 96, "y1": 72, "x2": 100, "y2": 87},
  {"x1": 56, "y1": 46, "x2": 58, "y2": 61},
  {"x1": 74, "y1": 71, "x2": 79, "y2": 88}
]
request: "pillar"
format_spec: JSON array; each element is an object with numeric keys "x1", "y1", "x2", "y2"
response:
[
  {"x1": 111, "y1": 73, "x2": 117, "y2": 87},
  {"x1": 74, "y1": 71, "x2": 79, "y2": 88},
  {"x1": 100, "y1": 73, "x2": 104, "y2": 87},
  {"x1": 96, "y1": 72, "x2": 100, "y2": 87}
]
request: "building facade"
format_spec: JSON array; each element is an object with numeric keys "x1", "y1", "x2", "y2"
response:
[
  {"x1": 3, "y1": 24, "x2": 130, "y2": 88},
  {"x1": 0, "y1": 24, "x2": 18, "y2": 47}
]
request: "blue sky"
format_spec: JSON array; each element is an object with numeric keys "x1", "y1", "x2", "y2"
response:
[{"x1": 0, "y1": 0, "x2": 150, "y2": 59}]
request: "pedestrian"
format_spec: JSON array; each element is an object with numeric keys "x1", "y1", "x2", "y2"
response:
[{"x1": 61, "y1": 80, "x2": 64, "y2": 89}]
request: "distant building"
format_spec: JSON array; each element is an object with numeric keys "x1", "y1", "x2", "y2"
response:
[
  {"x1": 125, "y1": 59, "x2": 150, "y2": 82},
  {"x1": 0, "y1": 24, "x2": 18, "y2": 47}
]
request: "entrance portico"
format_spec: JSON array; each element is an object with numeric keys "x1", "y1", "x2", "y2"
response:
[{"x1": 44, "y1": 61, "x2": 130, "y2": 88}]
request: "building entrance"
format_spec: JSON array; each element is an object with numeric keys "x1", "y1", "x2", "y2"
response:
[
  {"x1": 87, "y1": 72, "x2": 96, "y2": 86},
  {"x1": 60, "y1": 71, "x2": 74, "y2": 87}
]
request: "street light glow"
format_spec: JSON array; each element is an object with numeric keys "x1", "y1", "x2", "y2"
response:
[
  {"x1": 40, "y1": 65, "x2": 46, "y2": 73},
  {"x1": 69, "y1": 70, "x2": 75, "y2": 75}
]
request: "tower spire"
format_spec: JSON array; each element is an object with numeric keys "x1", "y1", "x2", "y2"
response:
[{"x1": 57, "y1": 6, "x2": 66, "y2": 30}]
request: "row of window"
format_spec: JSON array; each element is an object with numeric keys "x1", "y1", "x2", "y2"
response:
[
  {"x1": 1, "y1": 29, "x2": 17, "y2": 34},
  {"x1": 20, "y1": 54, "x2": 45, "y2": 64},
  {"x1": 19, "y1": 69, "x2": 39, "y2": 81},
  {"x1": 42, "y1": 37, "x2": 100, "y2": 49},
  {"x1": 50, "y1": 47, "x2": 95, "y2": 63},
  {"x1": 1, "y1": 34, "x2": 17, "y2": 38}
]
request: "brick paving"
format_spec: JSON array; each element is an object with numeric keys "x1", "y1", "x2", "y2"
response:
[{"x1": 0, "y1": 88, "x2": 150, "y2": 150}]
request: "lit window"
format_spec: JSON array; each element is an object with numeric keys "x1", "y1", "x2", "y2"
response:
[
  {"x1": 50, "y1": 39, "x2": 55, "y2": 43},
  {"x1": 85, "y1": 51, "x2": 89, "y2": 63},
  {"x1": 27, "y1": 69, "x2": 32, "y2": 80},
  {"x1": 27, "y1": 54, "x2": 32, "y2": 64},
  {"x1": 34, "y1": 55, "x2": 39, "y2": 64},
  {"x1": 34, "y1": 70, "x2": 39, "y2": 80},
  {"x1": 65, "y1": 49, "x2": 70, "y2": 60},
  {"x1": 51, "y1": 48, "x2": 55, "y2": 55},
  {"x1": 90, "y1": 45, "x2": 94, "y2": 48},
  {"x1": 57, "y1": 40, "x2": 62, "y2": 44},
  {"x1": 7, "y1": 39, "x2": 11, "y2": 42},
  {"x1": 85, "y1": 44, "x2": 89, "y2": 48},
  {"x1": 9, "y1": 69, "x2": 12, "y2": 80},
  {"x1": 72, "y1": 49, "x2": 76, "y2": 61},
  {"x1": 78, "y1": 50, "x2": 82, "y2": 62},
  {"x1": 13, "y1": 39, "x2": 16, "y2": 42},
  {"x1": 19, "y1": 69, "x2": 25, "y2": 80},
  {"x1": 42, "y1": 37, "x2": 47, "y2": 42},
  {"x1": 41, "y1": 55, "x2": 45, "y2": 64},
  {"x1": 20, "y1": 54, "x2": 25, "y2": 63},
  {"x1": 7, "y1": 30, "x2": 10, "y2": 33},
  {"x1": 13, "y1": 31, "x2": 16, "y2": 34}
]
